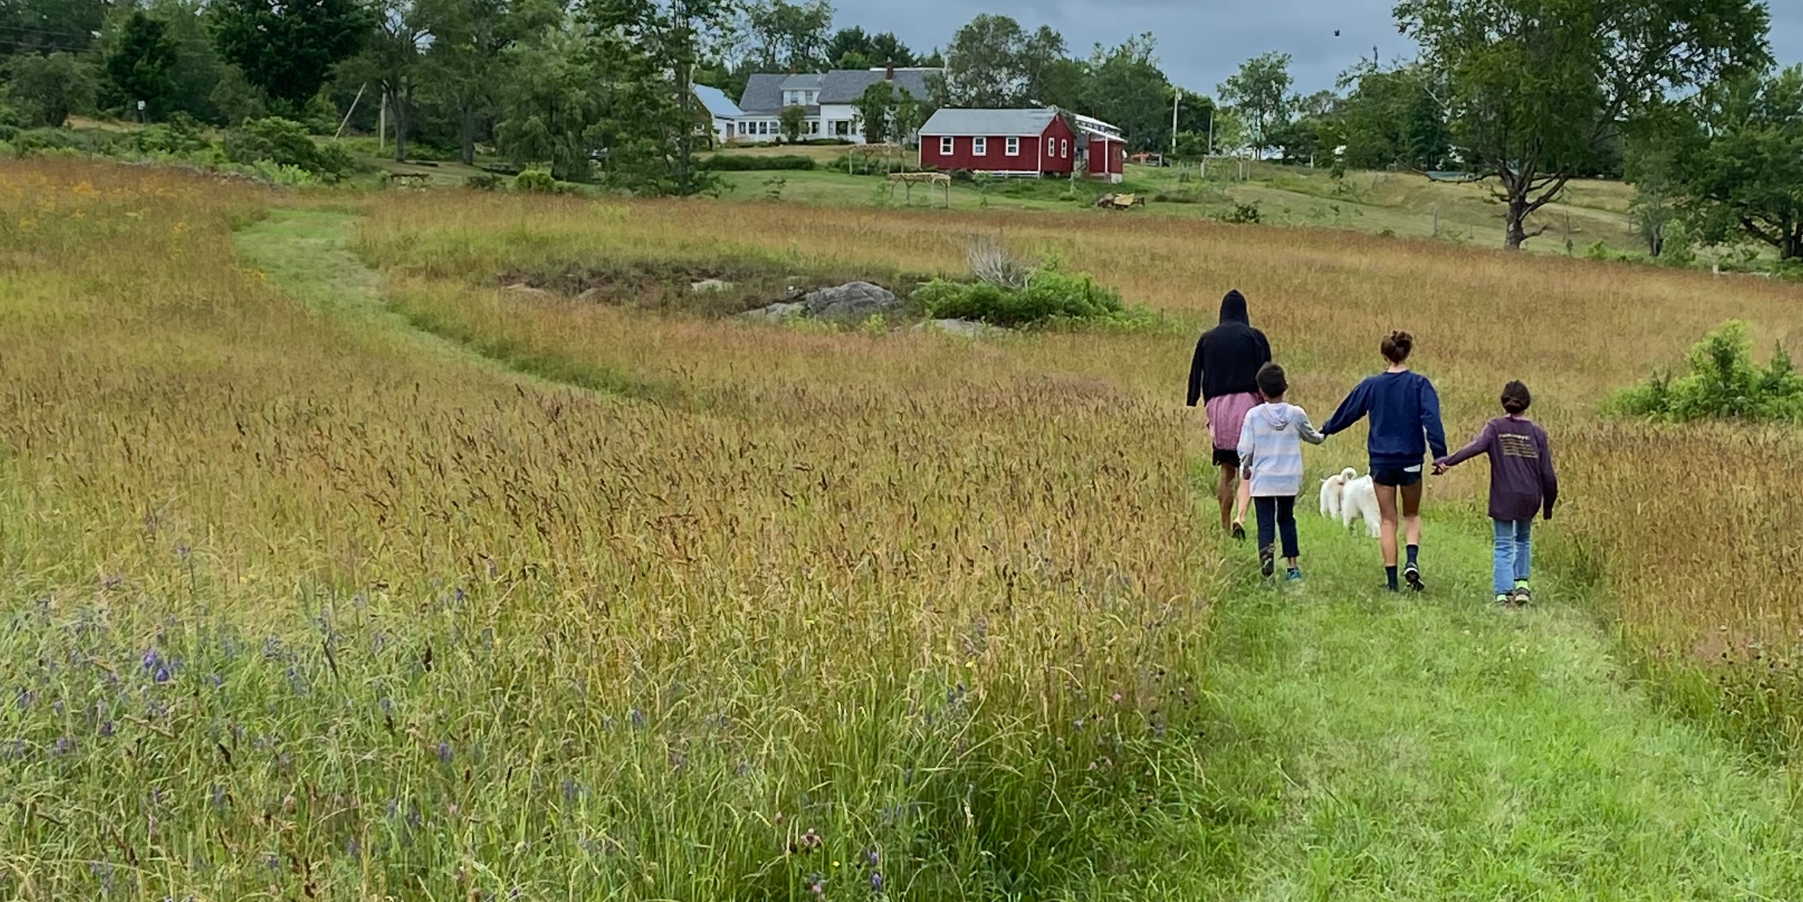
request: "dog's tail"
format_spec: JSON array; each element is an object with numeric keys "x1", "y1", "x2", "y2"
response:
[{"x1": 1340, "y1": 467, "x2": 1357, "y2": 482}]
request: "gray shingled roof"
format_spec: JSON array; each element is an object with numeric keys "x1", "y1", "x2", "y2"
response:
[
  {"x1": 738, "y1": 74, "x2": 785, "y2": 114},
  {"x1": 740, "y1": 69, "x2": 940, "y2": 113},
  {"x1": 919, "y1": 108, "x2": 1060, "y2": 137},
  {"x1": 816, "y1": 69, "x2": 938, "y2": 104}
]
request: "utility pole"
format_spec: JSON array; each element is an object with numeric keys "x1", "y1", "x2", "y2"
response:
[
  {"x1": 1202, "y1": 109, "x2": 1214, "y2": 179},
  {"x1": 378, "y1": 92, "x2": 387, "y2": 153},
  {"x1": 1170, "y1": 88, "x2": 1180, "y2": 159},
  {"x1": 336, "y1": 83, "x2": 367, "y2": 140}
]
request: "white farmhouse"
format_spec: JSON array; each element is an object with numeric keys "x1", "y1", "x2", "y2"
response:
[{"x1": 730, "y1": 66, "x2": 940, "y2": 143}]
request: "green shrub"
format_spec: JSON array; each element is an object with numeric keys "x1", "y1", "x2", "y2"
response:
[
  {"x1": 223, "y1": 117, "x2": 355, "y2": 180},
  {"x1": 699, "y1": 154, "x2": 816, "y2": 171},
  {"x1": 515, "y1": 168, "x2": 556, "y2": 193},
  {"x1": 1220, "y1": 201, "x2": 1262, "y2": 224},
  {"x1": 1614, "y1": 321, "x2": 1803, "y2": 422},
  {"x1": 916, "y1": 259, "x2": 1127, "y2": 327},
  {"x1": 136, "y1": 114, "x2": 211, "y2": 156},
  {"x1": 466, "y1": 173, "x2": 505, "y2": 191}
]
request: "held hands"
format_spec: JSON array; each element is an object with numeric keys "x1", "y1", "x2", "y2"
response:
[{"x1": 1431, "y1": 460, "x2": 1450, "y2": 476}]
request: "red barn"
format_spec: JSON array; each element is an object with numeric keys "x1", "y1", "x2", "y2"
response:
[
  {"x1": 1086, "y1": 134, "x2": 1126, "y2": 182},
  {"x1": 918, "y1": 108, "x2": 1076, "y2": 176}
]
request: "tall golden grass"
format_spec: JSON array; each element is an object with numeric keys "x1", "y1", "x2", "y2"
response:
[
  {"x1": 0, "y1": 161, "x2": 1213, "y2": 899},
  {"x1": 360, "y1": 188, "x2": 1803, "y2": 748}
]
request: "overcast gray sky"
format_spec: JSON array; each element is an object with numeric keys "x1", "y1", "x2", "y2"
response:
[{"x1": 843, "y1": 0, "x2": 1803, "y2": 97}]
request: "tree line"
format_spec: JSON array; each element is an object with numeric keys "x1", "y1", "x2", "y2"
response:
[{"x1": 0, "y1": 0, "x2": 1796, "y2": 255}]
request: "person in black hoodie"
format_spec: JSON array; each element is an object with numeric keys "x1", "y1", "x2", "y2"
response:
[{"x1": 1187, "y1": 290, "x2": 1272, "y2": 537}]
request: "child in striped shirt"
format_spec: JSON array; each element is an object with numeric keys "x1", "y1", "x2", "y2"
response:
[{"x1": 1238, "y1": 363, "x2": 1326, "y2": 581}]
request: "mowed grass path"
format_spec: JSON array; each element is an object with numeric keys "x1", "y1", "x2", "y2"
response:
[
  {"x1": 1197, "y1": 512, "x2": 1803, "y2": 899},
  {"x1": 236, "y1": 205, "x2": 1803, "y2": 898}
]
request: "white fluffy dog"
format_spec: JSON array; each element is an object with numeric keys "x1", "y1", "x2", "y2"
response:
[{"x1": 1319, "y1": 468, "x2": 1381, "y2": 538}]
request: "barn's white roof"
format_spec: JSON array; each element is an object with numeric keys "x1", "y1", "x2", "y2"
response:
[{"x1": 919, "y1": 108, "x2": 1060, "y2": 137}]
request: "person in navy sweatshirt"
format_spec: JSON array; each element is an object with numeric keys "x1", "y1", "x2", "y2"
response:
[{"x1": 1321, "y1": 331, "x2": 1448, "y2": 592}]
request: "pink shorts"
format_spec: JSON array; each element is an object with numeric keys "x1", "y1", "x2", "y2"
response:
[{"x1": 1205, "y1": 392, "x2": 1261, "y2": 453}]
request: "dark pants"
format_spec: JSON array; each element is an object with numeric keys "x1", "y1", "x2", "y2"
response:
[{"x1": 1254, "y1": 496, "x2": 1299, "y2": 560}]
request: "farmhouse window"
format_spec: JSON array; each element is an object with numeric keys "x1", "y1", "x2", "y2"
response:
[
  {"x1": 973, "y1": 137, "x2": 987, "y2": 155},
  {"x1": 940, "y1": 136, "x2": 953, "y2": 155},
  {"x1": 1061, "y1": 139, "x2": 1068, "y2": 157},
  {"x1": 1006, "y1": 137, "x2": 1019, "y2": 156}
]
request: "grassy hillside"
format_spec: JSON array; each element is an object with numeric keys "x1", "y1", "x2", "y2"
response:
[{"x1": 702, "y1": 146, "x2": 1647, "y2": 255}]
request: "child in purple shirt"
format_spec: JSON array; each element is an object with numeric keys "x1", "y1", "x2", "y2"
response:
[{"x1": 1433, "y1": 381, "x2": 1559, "y2": 606}]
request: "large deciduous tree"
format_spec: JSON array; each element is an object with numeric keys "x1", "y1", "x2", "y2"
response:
[
  {"x1": 493, "y1": 27, "x2": 611, "y2": 181},
  {"x1": 745, "y1": 0, "x2": 830, "y2": 71},
  {"x1": 1396, "y1": 0, "x2": 1771, "y2": 250},
  {"x1": 1334, "y1": 63, "x2": 1450, "y2": 171},
  {"x1": 340, "y1": 0, "x2": 430, "y2": 161},
  {"x1": 1673, "y1": 65, "x2": 1803, "y2": 260},
  {"x1": 1082, "y1": 34, "x2": 1172, "y2": 152},
  {"x1": 584, "y1": 0, "x2": 736, "y2": 195},
  {"x1": 1217, "y1": 51, "x2": 1293, "y2": 159},
  {"x1": 210, "y1": 0, "x2": 373, "y2": 114},
  {"x1": 5, "y1": 52, "x2": 97, "y2": 126},
  {"x1": 417, "y1": 0, "x2": 557, "y2": 164},
  {"x1": 942, "y1": 15, "x2": 1072, "y2": 108},
  {"x1": 823, "y1": 26, "x2": 913, "y2": 70},
  {"x1": 853, "y1": 80, "x2": 892, "y2": 144}
]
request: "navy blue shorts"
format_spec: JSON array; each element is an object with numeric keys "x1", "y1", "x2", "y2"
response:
[{"x1": 1370, "y1": 465, "x2": 1423, "y2": 488}]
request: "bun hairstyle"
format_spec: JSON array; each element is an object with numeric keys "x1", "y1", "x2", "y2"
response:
[
  {"x1": 1501, "y1": 380, "x2": 1532, "y2": 414},
  {"x1": 1381, "y1": 331, "x2": 1414, "y2": 364}
]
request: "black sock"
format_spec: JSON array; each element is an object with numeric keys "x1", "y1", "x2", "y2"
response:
[
  {"x1": 1406, "y1": 544, "x2": 1419, "y2": 567},
  {"x1": 1385, "y1": 566, "x2": 1399, "y2": 590}
]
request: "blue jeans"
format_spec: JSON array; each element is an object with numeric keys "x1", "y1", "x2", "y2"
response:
[{"x1": 1492, "y1": 519, "x2": 1532, "y2": 595}]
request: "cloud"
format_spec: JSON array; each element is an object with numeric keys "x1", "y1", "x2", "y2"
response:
[{"x1": 838, "y1": 0, "x2": 1803, "y2": 97}]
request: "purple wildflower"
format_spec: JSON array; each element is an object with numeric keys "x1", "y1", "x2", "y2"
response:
[
  {"x1": 629, "y1": 708, "x2": 646, "y2": 729},
  {"x1": 871, "y1": 872, "x2": 884, "y2": 893},
  {"x1": 141, "y1": 649, "x2": 161, "y2": 672},
  {"x1": 99, "y1": 721, "x2": 115, "y2": 738},
  {"x1": 15, "y1": 689, "x2": 34, "y2": 710},
  {"x1": 863, "y1": 848, "x2": 880, "y2": 867},
  {"x1": 437, "y1": 741, "x2": 453, "y2": 765},
  {"x1": 53, "y1": 736, "x2": 74, "y2": 755},
  {"x1": 561, "y1": 778, "x2": 581, "y2": 801},
  {"x1": 154, "y1": 665, "x2": 172, "y2": 684},
  {"x1": 210, "y1": 785, "x2": 228, "y2": 810},
  {"x1": 345, "y1": 838, "x2": 361, "y2": 860}
]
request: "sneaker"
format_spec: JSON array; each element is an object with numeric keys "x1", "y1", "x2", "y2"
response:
[
  {"x1": 1285, "y1": 568, "x2": 1304, "y2": 583},
  {"x1": 1512, "y1": 585, "x2": 1533, "y2": 606},
  {"x1": 1403, "y1": 563, "x2": 1425, "y2": 592},
  {"x1": 1260, "y1": 548, "x2": 1276, "y2": 579},
  {"x1": 1494, "y1": 593, "x2": 1514, "y2": 606}
]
